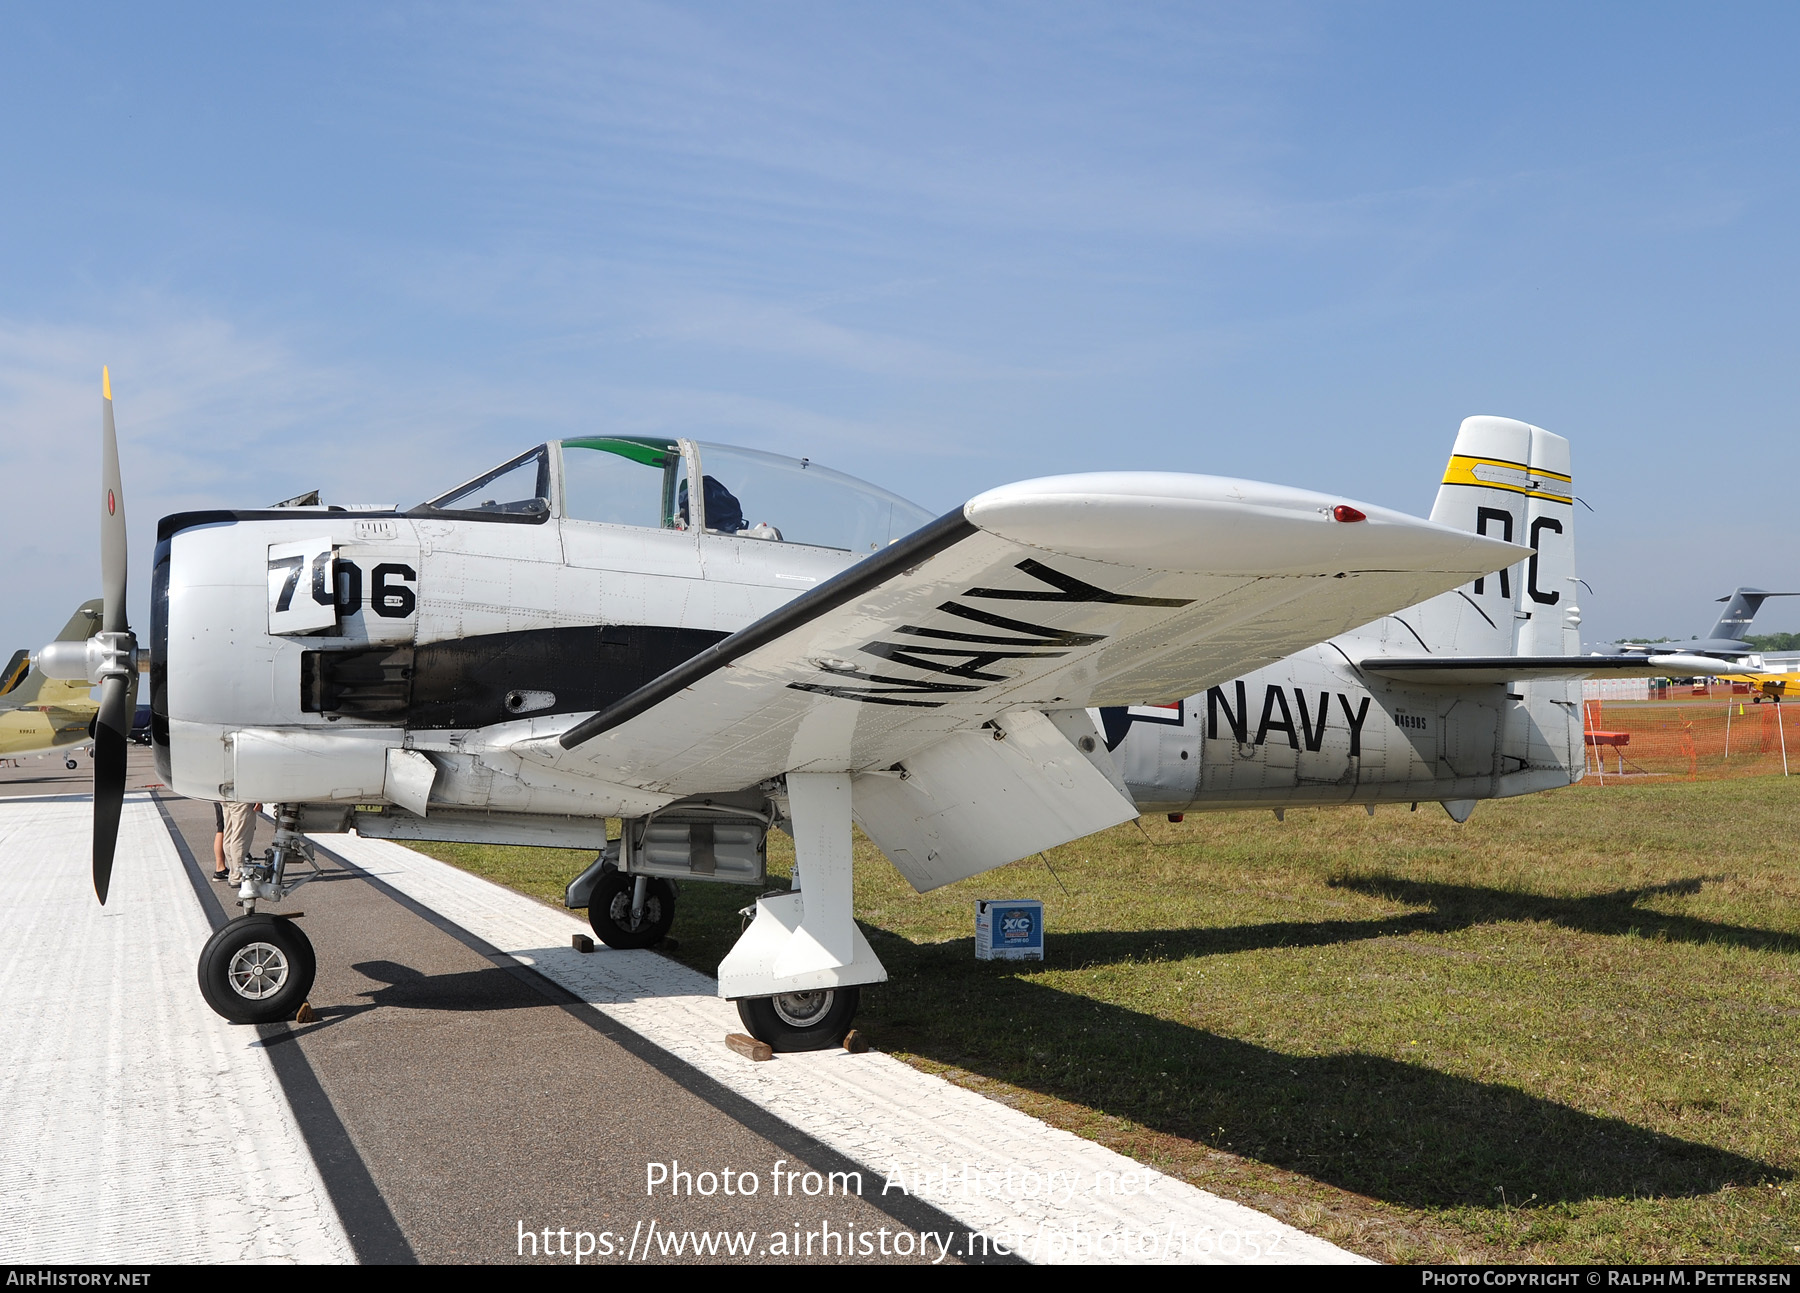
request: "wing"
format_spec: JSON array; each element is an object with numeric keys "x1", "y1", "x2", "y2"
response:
[
  {"x1": 515, "y1": 472, "x2": 1525, "y2": 797},
  {"x1": 41, "y1": 705, "x2": 98, "y2": 734},
  {"x1": 1358, "y1": 652, "x2": 1745, "y2": 686}
]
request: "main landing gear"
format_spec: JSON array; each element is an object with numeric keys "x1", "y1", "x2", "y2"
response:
[
  {"x1": 579, "y1": 863, "x2": 866, "y2": 1051},
  {"x1": 579, "y1": 869, "x2": 871, "y2": 1051},
  {"x1": 717, "y1": 773, "x2": 885, "y2": 1053},
  {"x1": 587, "y1": 869, "x2": 676, "y2": 949},
  {"x1": 575, "y1": 774, "x2": 886, "y2": 1053},
  {"x1": 735, "y1": 987, "x2": 862, "y2": 1053},
  {"x1": 580, "y1": 867, "x2": 860, "y2": 1050}
]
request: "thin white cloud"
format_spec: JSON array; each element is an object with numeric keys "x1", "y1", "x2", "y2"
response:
[{"x1": 332, "y1": 2, "x2": 1303, "y2": 248}]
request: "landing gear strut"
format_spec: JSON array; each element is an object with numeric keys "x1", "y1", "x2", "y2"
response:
[
  {"x1": 720, "y1": 773, "x2": 884, "y2": 1053},
  {"x1": 236, "y1": 804, "x2": 321, "y2": 906}
]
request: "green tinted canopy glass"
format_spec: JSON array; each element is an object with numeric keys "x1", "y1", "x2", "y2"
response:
[{"x1": 561, "y1": 437, "x2": 679, "y2": 468}]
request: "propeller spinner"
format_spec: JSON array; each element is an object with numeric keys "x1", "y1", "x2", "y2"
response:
[{"x1": 35, "y1": 368, "x2": 138, "y2": 903}]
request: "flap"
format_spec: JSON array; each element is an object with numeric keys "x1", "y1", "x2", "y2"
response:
[{"x1": 853, "y1": 709, "x2": 1138, "y2": 892}]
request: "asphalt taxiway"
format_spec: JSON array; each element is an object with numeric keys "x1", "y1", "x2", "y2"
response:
[{"x1": 0, "y1": 750, "x2": 1362, "y2": 1265}]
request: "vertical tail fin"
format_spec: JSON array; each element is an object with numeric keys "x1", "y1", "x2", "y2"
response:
[
  {"x1": 1708, "y1": 589, "x2": 1800, "y2": 643},
  {"x1": 1407, "y1": 416, "x2": 1582, "y2": 788},
  {"x1": 0, "y1": 649, "x2": 28, "y2": 697},
  {"x1": 1410, "y1": 416, "x2": 1576, "y2": 655}
]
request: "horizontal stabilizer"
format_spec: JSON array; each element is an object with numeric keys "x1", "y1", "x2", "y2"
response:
[{"x1": 1358, "y1": 653, "x2": 1742, "y2": 686}]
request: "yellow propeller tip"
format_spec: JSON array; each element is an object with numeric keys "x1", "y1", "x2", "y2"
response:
[{"x1": 102, "y1": 367, "x2": 111, "y2": 401}]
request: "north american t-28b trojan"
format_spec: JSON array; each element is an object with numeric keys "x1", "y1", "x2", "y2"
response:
[{"x1": 47, "y1": 373, "x2": 1711, "y2": 1048}]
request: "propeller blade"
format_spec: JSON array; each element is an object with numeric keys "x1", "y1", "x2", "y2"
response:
[
  {"x1": 101, "y1": 367, "x2": 128, "y2": 636},
  {"x1": 93, "y1": 368, "x2": 136, "y2": 905},
  {"x1": 92, "y1": 672, "x2": 131, "y2": 904}
]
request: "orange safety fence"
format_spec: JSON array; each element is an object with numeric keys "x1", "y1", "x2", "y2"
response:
[{"x1": 1581, "y1": 698, "x2": 1794, "y2": 782}]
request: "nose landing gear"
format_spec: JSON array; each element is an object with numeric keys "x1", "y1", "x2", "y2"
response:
[
  {"x1": 196, "y1": 803, "x2": 325, "y2": 1024},
  {"x1": 197, "y1": 914, "x2": 316, "y2": 1024}
]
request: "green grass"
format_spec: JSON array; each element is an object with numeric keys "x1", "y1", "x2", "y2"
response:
[{"x1": 408, "y1": 777, "x2": 1800, "y2": 1264}]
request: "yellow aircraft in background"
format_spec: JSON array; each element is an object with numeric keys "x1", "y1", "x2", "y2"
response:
[
  {"x1": 1718, "y1": 660, "x2": 1800, "y2": 701},
  {"x1": 1, "y1": 600, "x2": 104, "y2": 766}
]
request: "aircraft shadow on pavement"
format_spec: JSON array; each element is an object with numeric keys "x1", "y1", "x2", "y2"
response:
[
  {"x1": 259, "y1": 960, "x2": 553, "y2": 1044},
  {"x1": 345, "y1": 959, "x2": 560, "y2": 1014},
  {"x1": 864, "y1": 926, "x2": 1788, "y2": 1209}
]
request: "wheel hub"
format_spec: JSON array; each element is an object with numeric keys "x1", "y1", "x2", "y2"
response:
[
  {"x1": 227, "y1": 941, "x2": 289, "y2": 1000},
  {"x1": 771, "y1": 989, "x2": 833, "y2": 1028},
  {"x1": 608, "y1": 891, "x2": 662, "y2": 932}
]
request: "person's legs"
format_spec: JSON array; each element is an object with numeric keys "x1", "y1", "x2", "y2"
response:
[
  {"x1": 212, "y1": 802, "x2": 228, "y2": 878},
  {"x1": 222, "y1": 802, "x2": 256, "y2": 883}
]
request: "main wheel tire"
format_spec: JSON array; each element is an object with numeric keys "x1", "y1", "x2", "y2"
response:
[
  {"x1": 198, "y1": 915, "x2": 316, "y2": 1024},
  {"x1": 736, "y1": 986, "x2": 861, "y2": 1053},
  {"x1": 587, "y1": 871, "x2": 675, "y2": 949}
]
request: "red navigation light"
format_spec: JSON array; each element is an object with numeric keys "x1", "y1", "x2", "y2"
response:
[{"x1": 1332, "y1": 504, "x2": 1366, "y2": 523}]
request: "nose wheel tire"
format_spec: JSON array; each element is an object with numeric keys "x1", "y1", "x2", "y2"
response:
[
  {"x1": 587, "y1": 870, "x2": 676, "y2": 949},
  {"x1": 736, "y1": 986, "x2": 861, "y2": 1053},
  {"x1": 198, "y1": 915, "x2": 316, "y2": 1024}
]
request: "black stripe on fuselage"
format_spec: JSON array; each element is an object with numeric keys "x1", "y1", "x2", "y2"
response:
[{"x1": 303, "y1": 625, "x2": 730, "y2": 731}]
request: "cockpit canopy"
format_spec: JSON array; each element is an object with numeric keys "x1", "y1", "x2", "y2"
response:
[{"x1": 419, "y1": 438, "x2": 934, "y2": 554}]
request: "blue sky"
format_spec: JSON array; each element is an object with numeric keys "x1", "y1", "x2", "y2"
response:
[{"x1": 3, "y1": 3, "x2": 1797, "y2": 653}]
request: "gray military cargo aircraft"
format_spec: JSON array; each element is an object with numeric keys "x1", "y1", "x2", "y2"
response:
[{"x1": 1613, "y1": 588, "x2": 1799, "y2": 662}]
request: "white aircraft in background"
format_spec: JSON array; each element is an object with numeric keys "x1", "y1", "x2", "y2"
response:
[{"x1": 43, "y1": 376, "x2": 1702, "y2": 1050}]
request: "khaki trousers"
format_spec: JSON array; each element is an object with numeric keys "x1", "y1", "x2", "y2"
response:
[{"x1": 222, "y1": 802, "x2": 256, "y2": 882}]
